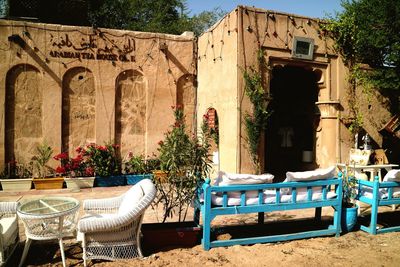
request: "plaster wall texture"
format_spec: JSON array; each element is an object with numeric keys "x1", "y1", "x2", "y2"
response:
[
  {"x1": 0, "y1": 19, "x2": 196, "y2": 168},
  {"x1": 197, "y1": 12, "x2": 239, "y2": 173}
]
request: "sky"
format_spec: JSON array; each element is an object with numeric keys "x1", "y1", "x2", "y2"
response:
[{"x1": 186, "y1": 0, "x2": 344, "y2": 19}]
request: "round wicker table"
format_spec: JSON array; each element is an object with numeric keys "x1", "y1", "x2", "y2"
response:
[{"x1": 17, "y1": 197, "x2": 80, "y2": 267}]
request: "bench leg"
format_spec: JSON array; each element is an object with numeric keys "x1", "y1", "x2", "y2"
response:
[
  {"x1": 203, "y1": 215, "x2": 211, "y2": 250},
  {"x1": 315, "y1": 207, "x2": 322, "y2": 221},
  {"x1": 370, "y1": 203, "x2": 378, "y2": 235},
  {"x1": 258, "y1": 212, "x2": 264, "y2": 224},
  {"x1": 193, "y1": 205, "x2": 200, "y2": 226}
]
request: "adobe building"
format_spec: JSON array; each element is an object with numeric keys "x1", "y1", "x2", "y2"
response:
[
  {"x1": 197, "y1": 6, "x2": 396, "y2": 180},
  {"x1": 0, "y1": 19, "x2": 196, "y2": 168},
  {"x1": 0, "y1": 5, "x2": 397, "y2": 178}
]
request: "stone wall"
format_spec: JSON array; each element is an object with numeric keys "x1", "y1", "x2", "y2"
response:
[{"x1": 0, "y1": 19, "x2": 196, "y2": 168}]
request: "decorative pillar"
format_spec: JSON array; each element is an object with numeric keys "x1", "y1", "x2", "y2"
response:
[{"x1": 315, "y1": 101, "x2": 340, "y2": 167}]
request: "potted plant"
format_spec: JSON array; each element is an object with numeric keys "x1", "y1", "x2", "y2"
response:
[
  {"x1": 142, "y1": 106, "x2": 212, "y2": 251},
  {"x1": 54, "y1": 150, "x2": 95, "y2": 190},
  {"x1": 0, "y1": 160, "x2": 33, "y2": 191},
  {"x1": 124, "y1": 154, "x2": 160, "y2": 185},
  {"x1": 31, "y1": 142, "x2": 64, "y2": 190},
  {"x1": 340, "y1": 169, "x2": 359, "y2": 232},
  {"x1": 83, "y1": 143, "x2": 125, "y2": 187}
]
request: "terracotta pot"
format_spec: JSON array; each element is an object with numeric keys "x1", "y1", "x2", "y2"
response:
[{"x1": 33, "y1": 177, "x2": 64, "y2": 190}]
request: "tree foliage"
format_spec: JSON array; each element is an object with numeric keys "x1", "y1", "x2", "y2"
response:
[
  {"x1": 88, "y1": 0, "x2": 225, "y2": 35},
  {"x1": 324, "y1": 0, "x2": 400, "y2": 91}
]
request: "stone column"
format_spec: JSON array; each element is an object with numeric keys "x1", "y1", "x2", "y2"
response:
[{"x1": 315, "y1": 101, "x2": 340, "y2": 167}]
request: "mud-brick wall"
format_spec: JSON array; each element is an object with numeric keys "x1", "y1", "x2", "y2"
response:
[{"x1": 0, "y1": 20, "x2": 196, "y2": 169}]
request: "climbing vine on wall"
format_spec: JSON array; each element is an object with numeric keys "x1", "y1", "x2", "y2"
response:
[{"x1": 243, "y1": 49, "x2": 271, "y2": 173}]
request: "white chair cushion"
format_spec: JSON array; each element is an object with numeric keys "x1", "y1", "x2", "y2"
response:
[
  {"x1": 381, "y1": 170, "x2": 400, "y2": 196},
  {"x1": 286, "y1": 166, "x2": 336, "y2": 182},
  {"x1": 0, "y1": 216, "x2": 18, "y2": 245},
  {"x1": 77, "y1": 213, "x2": 119, "y2": 241},
  {"x1": 118, "y1": 184, "x2": 144, "y2": 215},
  {"x1": 383, "y1": 169, "x2": 400, "y2": 182}
]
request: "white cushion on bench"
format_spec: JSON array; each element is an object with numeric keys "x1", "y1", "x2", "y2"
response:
[
  {"x1": 215, "y1": 171, "x2": 274, "y2": 198},
  {"x1": 359, "y1": 186, "x2": 400, "y2": 200},
  {"x1": 383, "y1": 169, "x2": 400, "y2": 181},
  {"x1": 379, "y1": 170, "x2": 400, "y2": 197},
  {"x1": 282, "y1": 166, "x2": 336, "y2": 195},
  {"x1": 210, "y1": 191, "x2": 337, "y2": 206},
  {"x1": 286, "y1": 166, "x2": 336, "y2": 182},
  {"x1": 218, "y1": 171, "x2": 274, "y2": 185}
]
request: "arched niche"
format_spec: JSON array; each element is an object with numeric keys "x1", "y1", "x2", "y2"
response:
[
  {"x1": 204, "y1": 107, "x2": 220, "y2": 173},
  {"x1": 177, "y1": 74, "x2": 196, "y2": 133},
  {"x1": 62, "y1": 67, "x2": 95, "y2": 154},
  {"x1": 5, "y1": 64, "x2": 42, "y2": 165},
  {"x1": 115, "y1": 69, "x2": 147, "y2": 159}
]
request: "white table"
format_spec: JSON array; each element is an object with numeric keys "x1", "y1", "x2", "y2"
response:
[
  {"x1": 17, "y1": 197, "x2": 80, "y2": 267},
  {"x1": 337, "y1": 163, "x2": 399, "y2": 182}
]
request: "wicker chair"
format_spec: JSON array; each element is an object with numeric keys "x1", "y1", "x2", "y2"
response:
[
  {"x1": 0, "y1": 202, "x2": 19, "y2": 267},
  {"x1": 77, "y1": 178, "x2": 156, "y2": 266}
]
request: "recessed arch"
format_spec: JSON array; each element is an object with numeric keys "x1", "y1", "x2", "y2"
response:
[
  {"x1": 62, "y1": 67, "x2": 95, "y2": 154},
  {"x1": 5, "y1": 64, "x2": 42, "y2": 165},
  {"x1": 177, "y1": 74, "x2": 196, "y2": 133},
  {"x1": 115, "y1": 69, "x2": 147, "y2": 158}
]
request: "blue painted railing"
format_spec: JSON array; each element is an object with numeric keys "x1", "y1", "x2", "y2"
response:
[
  {"x1": 357, "y1": 176, "x2": 400, "y2": 234},
  {"x1": 196, "y1": 177, "x2": 343, "y2": 250}
]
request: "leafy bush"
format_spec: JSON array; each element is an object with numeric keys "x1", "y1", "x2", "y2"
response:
[
  {"x1": 32, "y1": 141, "x2": 54, "y2": 178},
  {"x1": 155, "y1": 105, "x2": 212, "y2": 222},
  {"x1": 80, "y1": 143, "x2": 122, "y2": 177},
  {"x1": 124, "y1": 154, "x2": 160, "y2": 174}
]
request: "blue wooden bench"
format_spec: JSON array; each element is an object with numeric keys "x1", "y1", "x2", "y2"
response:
[
  {"x1": 357, "y1": 177, "x2": 400, "y2": 234},
  {"x1": 195, "y1": 177, "x2": 343, "y2": 250}
]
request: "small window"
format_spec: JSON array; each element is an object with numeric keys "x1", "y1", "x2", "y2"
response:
[{"x1": 291, "y1": 36, "x2": 314, "y2": 60}]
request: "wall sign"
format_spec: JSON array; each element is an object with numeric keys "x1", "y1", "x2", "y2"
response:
[{"x1": 49, "y1": 33, "x2": 136, "y2": 62}]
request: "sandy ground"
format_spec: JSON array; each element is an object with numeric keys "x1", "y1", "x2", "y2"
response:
[{"x1": 2, "y1": 186, "x2": 400, "y2": 266}]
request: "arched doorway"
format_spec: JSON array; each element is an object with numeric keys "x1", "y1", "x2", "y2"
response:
[{"x1": 265, "y1": 65, "x2": 319, "y2": 181}]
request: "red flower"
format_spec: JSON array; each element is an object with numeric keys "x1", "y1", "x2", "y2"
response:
[
  {"x1": 98, "y1": 146, "x2": 107, "y2": 151},
  {"x1": 176, "y1": 104, "x2": 182, "y2": 109},
  {"x1": 54, "y1": 152, "x2": 69, "y2": 161},
  {"x1": 85, "y1": 167, "x2": 94, "y2": 176},
  {"x1": 55, "y1": 166, "x2": 66, "y2": 174}
]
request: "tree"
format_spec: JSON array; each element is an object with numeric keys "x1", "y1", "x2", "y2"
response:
[
  {"x1": 188, "y1": 7, "x2": 226, "y2": 36},
  {"x1": 88, "y1": 0, "x2": 225, "y2": 36},
  {"x1": 324, "y1": 0, "x2": 400, "y2": 91}
]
